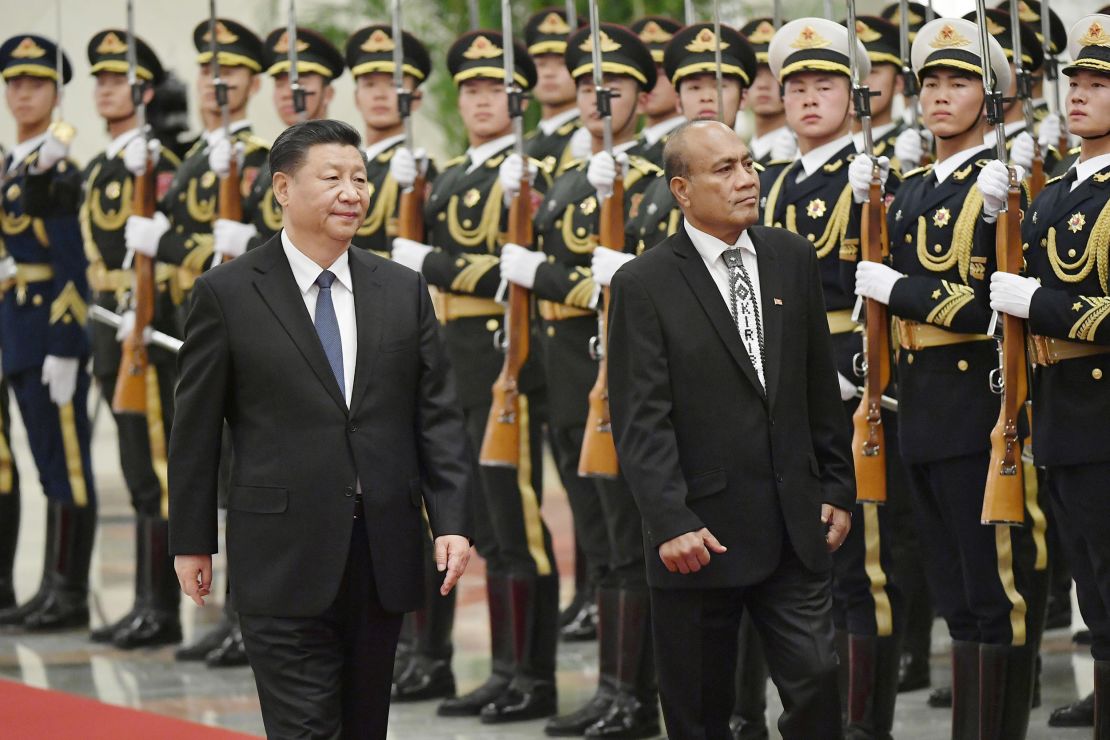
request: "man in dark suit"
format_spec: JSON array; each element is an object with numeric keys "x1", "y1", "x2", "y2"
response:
[
  {"x1": 168, "y1": 119, "x2": 472, "y2": 739},
  {"x1": 607, "y1": 119, "x2": 855, "y2": 739}
]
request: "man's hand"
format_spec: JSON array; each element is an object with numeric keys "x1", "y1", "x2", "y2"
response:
[
  {"x1": 990, "y1": 272, "x2": 1039, "y2": 319},
  {"x1": 30, "y1": 129, "x2": 69, "y2": 174},
  {"x1": 391, "y1": 237, "x2": 433, "y2": 272},
  {"x1": 893, "y1": 128, "x2": 929, "y2": 170},
  {"x1": 434, "y1": 535, "x2": 471, "y2": 596},
  {"x1": 207, "y1": 134, "x2": 245, "y2": 179},
  {"x1": 500, "y1": 243, "x2": 546, "y2": 289},
  {"x1": 498, "y1": 153, "x2": 537, "y2": 205},
  {"x1": 658, "y1": 528, "x2": 727, "y2": 574},
  {"x1": 1038, "y1": 113, "x2": 1062, "y2": 152},
  {"x1": 175, "y1": 554, "x2": 213, "y2": 607},
  {"x1": 854, "y1": 261, "x2": 902, "y2": 305},
  {"x1": 770, "y1": 128, "x2": 797, "y2": 162},
  {"x1": 125, "y1": 212, "x2": 170, "y2": 258},
  {"x1": 213, "y1": 218, "x2": 257, "y2": 259},
  {"x1": 1009, "y1": 131, "x2": 1035, "y2": 172},
  {"x1": 848, "y1": 155, "x2": 890, "y2": 204},
  {"x1": 590, "y1": 246, "x2": 634, "y2": 287},
  {"x1": 41, "y1": 355, "x2": 79, "y2": 406},
  {"x1": 822, "y1": 504, "x2": 852, "y2": 552},
  {"x1": 977, "y1": 160, "x2": 1024, "y2": 224},
  {"x1": 124, "y1": 136, "x2": 161, "y2": 177},
  {"x1": 389, "y1": 146, "x2": 427, "y2": 190}
]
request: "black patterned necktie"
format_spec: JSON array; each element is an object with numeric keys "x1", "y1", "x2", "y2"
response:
[{"x1": 722, "y1": 248, "x2": 765, "y2": 383}]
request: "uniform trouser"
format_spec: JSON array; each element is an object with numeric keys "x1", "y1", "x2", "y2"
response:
[
  {"x1": 95, "y1": 360, "x2": 176, "y2": 518},
  {"x1": 8, "y1": 365, "x2": 96, "y2": 507},
  {"x1": 548, "y1": 425, "x2": 611, "y2": 591},
  {"x1": 1044, "y1": 462, "x2": 1110, "y2": 661},
  {"x1": 0, "y1": 379, "x2": 22, "y2": 598}
]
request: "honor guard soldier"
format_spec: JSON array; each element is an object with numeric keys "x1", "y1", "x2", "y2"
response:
[
  {"x1": 213, "y1": 26, "x2": 345, "y2": 258},
  {"x1": 499, "y1": 23, "x2": 662, "y2": 738},
  {"x1": 629, "y1": 16, "x2": 684, "y2": 165},
  {"x1": 740, "y1": 18, "x2": 798, "y2": 167},
  {"x1": 81, "y1": 29, "x2": 184, "y2": 649},
  {"x1": 524, "y1": 8, "x2": 585, "y2": 178},
  {"x1": 883, "y1": 2, "x2": 934, "y2": 173},
  {"x1": 0, "y1": 35, "x2": 97, "y2": 632},
  {"x1": 990, "y1": 15, "x2": 1110, "y2": 735},
  {"x1": 124, "y1": 18, "x2": 268, "y2": 298},
  {"x1": 346, "y1": 25, "x2": 434, "y2": 260},
  {"x1": 766, "y1": 20, "x2": 911, "y2": 738},
  {"x1": 391, "y1": 30, "x2": 560, "y2": 724},
  {"x1": 851, "y1": 18, "x2": 1047, "y2": 738},
  {"x1": 624, "y1": 23, "x2": 758, "y2": 255}
]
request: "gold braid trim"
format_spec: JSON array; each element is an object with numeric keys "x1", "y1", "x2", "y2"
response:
[
  {"x1": 447, "y1": 180, "x2": 502, "y2": 251},
  {"x1": 357, "y1": 175, "x2": 399, "y2": 236},
  {"x1": 0, "y1": 419, "x2": 12, "y2": 494},
  {"x1": 186, "y1": 179, "x2": 216, "y2": 223},
  {"x1": 79, "y1": 163, "x2": 102, "y2": 265},
  {"x1": 88, "y1": 178, "x2": 132, "y2": 233},
  {"x1": 1, "y1": 210, "x2": 30, "y2": 236},
  {"x1": 182, "y1": 234, "x2": 215, "y2": 272},
  {"x1": 562, "y1": 204, "x2": 597, "y2": 254},
  {"x1": 925, "y1": 280, "x2": 975, "y2": 328},
  {"x1": 564, "y1": 273, "x2": 597, "y2": 308},
  {"x1": 49, "y1": 282, "x2": 87, "y2": 326},
  {"x1": 449, "y1": 254, "x2": 499, "y2": 294},
  {"x1": 145, "y1": 365, "x2": 170, "y2": 519},
  {"x1": 33, "y1": 218, "x2": 48, "y2": 246},
  {"x1": 812, "y1": 184, "x2": 853, "y2": 260},
  {"x1": 261, "y1": 189, "x2": 283, "y2": 232},
  {"x1": 1068, "y1": 296, "x2": 1110, "y2": 342},
  {"x1": 1049, "y1": 198, "x2": 1110, "y2": 292},
  {"x1": 918, "y1": 187, "x2": 982, "y2": 279},
  {"x1": 762, "y1": 165, "x2": 792, "y2": 226},
  {"x1": 58, "y1": 402, "x2": 89, "y2": 507}
]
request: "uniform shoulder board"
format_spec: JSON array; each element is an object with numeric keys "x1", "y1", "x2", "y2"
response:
[
  {"x1": 185, "y1": 138, "x2": 206, "y2": 159},
  {"x1": 240, "y1": 133, "x2": 270, "y2": 154},
  {"x1": 160, "y1": 147, "x2": 183, "y2": 168},
  {"x1": 1044, "y1": 174, "x2": 1065, "y2": 186},
  {"x1": 974, "y1": 158, "x2": 993, "y2": 168},
  {"x1": 1069, "y1": 145, "x2": 1081, "y2": 155},
  {"x1": 901, "y1": 164, "x2": 933, "y2": 179},
  {"x1": 766, "y1": 158, "x2": 793, "y2": 167},
  {"x1": 627, "y1": 155, "x2": 661, "y2": 177},
  {"x1": 556, "y1": 121, "x2": 577, "y2": 136},
  {"x1": 753, "y1": 161, "x2": 765, "y2": 173},
  {"x1": 532, "y1": 156, "x2": 556, "y2": 175},
  {"x1": 484, "y1": 153, "x2": 507, "y2": 168},
  {"x1": 823, "y1": 157, "x2": 846, "y2": 173},
  {"x1": 561, "y1": 157, "x2": 586, "y2": 171},
  {"x1": 524, "y1": 128, "x2": 539, "y2": 141},
  {"x1": 443, "y1": 154, "x2": 468, "y2": 169}
]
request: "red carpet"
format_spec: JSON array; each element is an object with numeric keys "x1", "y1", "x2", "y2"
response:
[{"x1": 0, "y1": 678, "x2": 255, "y2": 739}]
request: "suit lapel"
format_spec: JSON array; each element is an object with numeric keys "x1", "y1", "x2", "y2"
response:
[
  {"x1": 252, "y1": 238, "x2": 348, "y2": 414},
  {"x1": 673, "y1": 231, "x2": 766, "y2": 401},
  {"x1": 751, "y1": 229, "x2": 782, "y2": 407},
  {"x1": 349, "y1": 249, "x2": 384, "y2": 414}
]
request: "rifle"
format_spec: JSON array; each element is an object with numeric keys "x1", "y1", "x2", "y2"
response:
[
  {"x1": 897, "y1": 0, "x2": 929, "y2": 166},
  {"x1": 578, "y1": 0, "x2": 620, "y2": 479},
  {"x1": 113, "y1": 0, "x2": 156, "y2": 416},
  {"x1": 47, "y1": 0, "x2": 75, "y2": 147},
  {"x1": 565, "y1": 0, "x2": 577, "y2": 30},
  {"x1": 393, "y1": 0, "x2": 425, "y2": 244},
  {"x1": 1040, "y1": 0, "x2": 1069, "y2": 157},
  {"x1": 978, "y1": 0, "x2": 1027, "y2": 526},
  {"x1": 1009, "y1": 0, "x2": 1044, "y2": 197},
  {"x1": 712, "y1": 0, "x2": 724, "y2": 122},
  {"x1": 209, "y1": 0, "x2": 241, "y2": 268},
  {"x1": 848, "y1": 0, "x2": 891, "y2": 505},
  {"x1": 288, "y1": 0, "x2": 307, "y2": 123},
  {"x1": 684, "y1": 0, "x2": 696, "y2": 25},
  {"x1": 479, "y1": 0, "x2": 532, "y2": 468}
]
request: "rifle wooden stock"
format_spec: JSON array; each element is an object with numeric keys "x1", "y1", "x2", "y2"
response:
[
  {"x1": 112, "y1": 160, "x2": 157, "y2": 415},
  {"x1": 211, "y1": 157, "x2": 242, "y2": 267},
  {"x1": 982, "y1": 182, "x2": 1027, "y2": 525},
  {"x1": 852, "y1": 178, "x2": 891, "y2": 504},
  {"x1": 397, "y1": 174, "x2": 425, "y2": 242},
  {"x1": 1028, "y1": 150, "x2": 1045, "y2": 200},
  {"x1": 578, "y1": 178, "x2": 624, "y2": 479},
  {"x1": 1058, "y1": 135, "x2": 1070, "y2": 165},
  {"x1": 480, "y1": 179, "x2": 533, "y2": 468}
]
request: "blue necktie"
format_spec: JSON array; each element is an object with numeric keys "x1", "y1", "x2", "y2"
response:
[{"x1": 314, "y1": 270, "x2": 345, "y2": 399}]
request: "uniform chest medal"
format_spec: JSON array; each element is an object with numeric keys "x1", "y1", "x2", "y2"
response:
[
  {"x1": 933, "y1": 207, "x2": 951, "y2": 228},
  {"x1": 580, "y1": 196, "x2": 597, "y2": 216},
  {"x1": 806, "y1": 198, "x2": 826, "y2": 219},
  {"x1": 463, "y1": 188, "x2": 481, "y2": 208},
  {"x1": 105, "y1": 181, "x2": 122, "y2": 200},
  {"x1": 1068, "y1": 213, "x2": 1086, "y2": 233}
]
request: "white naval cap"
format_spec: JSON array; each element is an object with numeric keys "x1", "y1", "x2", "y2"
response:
[
  {"x1": 910, "y1": 17, "x2": 1010, "y2": 93},
  {"x1": 767, "y1": 18, "x2": 870, "y2": 83},
  {"x1": 1062, "y1": 15, "x2": 1110, "y2": 77}
]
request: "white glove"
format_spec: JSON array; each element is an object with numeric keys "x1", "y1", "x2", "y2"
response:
[
  {"x1": 125, "y1": 211, "x2": 170, "y2": 258},
  {"x1": 30, "y1": 130, "x2": 69, "y2": 174},
  {"x1": 849, "y1": 155, "x2": 891, "y2": 204},
  {"x1": 569, "y1": 127, "x2": 592, "y2": 161},
  {"x1": 0, "y1": 256, "x2": 16, "y2": 282},
  {"x1": 837, "y1": 372, "x2": 858, "y2": 402},
  {"x1": 499, "y1": 153, "x2": 538, "y2": 205},
  {"x1": 123, "y1": 136, "x2": 161, "y2": 177},
  {"x1": 389, "y1": 147, "x2": 427, "y2": 189},
  {"x1": 499, "y1": 243, "x2": 546, "y2": 289},
  {"x1": 1009, "y1": 131, "x2": 1035, "y2": 172},
  {"x1": 590, "y1": 246, "x2": 634, "y2": 287},
  {"x1": 41, "y1": 355, "x2": 79, "y2": 406},
  {"x1": 977, "y1": 160, "x2": 1024, "y2": 224},
  {"x1": 770, "y1": 128, "x2": 797, "y2": 161},
  {"x1": 113, "y1": 309, "x2": 154, "y2": 345},
  {"x1": 587, "y1": 151, "x2": 628, "y2": 200},
  {"x1": 1038, "y1": 114, "x2": 1061, "y2": 152},
  {"x1": 854, "y1": 261, "x2": 903, "y2": 305},
  {"x1": 391, "y1": 237, "x2": 433, "y2": 273},
  {"x1": 213, "y1": 218, "x2": 257, "y2": 259},
  {"x1": 990, "y1": 272, "x2": 1039, "y2": 319},
  {"x1": 894, "y1": 128, "x2": 929, "y2": 170},
  {"x1": 207, "y1": 134, "x2": 245, "y2": 179}
]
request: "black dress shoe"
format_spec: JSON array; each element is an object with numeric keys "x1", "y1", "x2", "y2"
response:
[
  {"x1": 91, "y1": 608, "x2": 140, "y2": 643},
  {"x1": 927, "y1": 685, "x2": 952, "y2": 708},
  {"x1": 112, "y1": 610, "x2": 182, "y2": 649},
  {"x1": 392, "y1": 658, "x2": 456, "y2": 702},
  {"x1": 560, "y1": 600, "x2": 598, "y2": 642},
  {"x1": 897, "y1": 652, "x2": 931, "y2": 693},
  {"x1": 175, "y1": 620, "x2": 232, "y2": 661},
  {"x1": 0, "y1": 589, "x2": 48, "y2": 628},
  {"x1": 1048, "y1": 693, "x2": 1094, "y2": 728},
  {"x1": 545, "y1": 688, "x2": 615, "y2": 736},
  {"x1": 1075, "y1": 629, "x2": 1093, "y2": 645},
  {"x1": 205, "y1": 627, "x2": 249, "y2": 667},
  {"x1": 480, "y1": 681, "x2": 557, "y2": 723},
  {"x1": 437, "y1": 674, "x2": 511, "y2": 716},
  {"x1": 1045, "y1": 595, "x2": 1073, "y2": 631},
  {"x1": 585, "y1": 693, "x2": 661, "y2": 738},
  {"x1": 23, "y1": 590, "x2": 89, "y2": 632}
]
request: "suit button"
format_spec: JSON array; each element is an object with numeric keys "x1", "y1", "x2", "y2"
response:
[
  {"x1": 348, "y1": 423, "x2": 359, "y2": 433},
  {"x1": 1093, "y1": 368, "x2": 1103, "y2": 381},
  {"x1": 344, "y1": 486, "x2": 354, "y2": 498},
  {"x1": 776, "y1": 474, "x2": 783, "y2": 484}
]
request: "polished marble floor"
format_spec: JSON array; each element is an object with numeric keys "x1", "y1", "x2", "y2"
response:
[{"x1": 0, "y1": 391, "x2": 1097, "y2": 738}]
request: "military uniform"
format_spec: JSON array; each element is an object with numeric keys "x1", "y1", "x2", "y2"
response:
[
  {"x1": 0, "y1": 36, "x2": 98, "y2": 633},
  {"x1": 630, "y1": 16, "x2": 684, "y2": 166}
]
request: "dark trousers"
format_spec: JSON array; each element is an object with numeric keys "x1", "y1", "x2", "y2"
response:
[
  {"x1": 651, "y1": 546, "x2": 842, "y2": 740},
  {"x1": 239, "y1": 519, "x2": 404, "y2": 739}
]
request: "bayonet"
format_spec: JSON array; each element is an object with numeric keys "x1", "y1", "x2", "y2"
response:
[
  {"x1": 565, "y1": 0, "x2": 577, "y2": 32},
  {"x1": 713, "y1": 0, "x2": 724, "y2": 122},
  {"x1": 685, "y1": 0, "x2": 696, "y2": 26},
  {"x1": 392, "y1": 0, "x2": 414, "y2": 156},
  {"x1": 288, "y1": 0, "x2": 306, "y2": 121},
  {"x1": 208, "y1": 0, "x2": 230, "y2": 139}
]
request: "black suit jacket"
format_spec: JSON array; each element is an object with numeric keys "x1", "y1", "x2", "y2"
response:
[
  {"x1": 168, "y1": 236, "x2": 470, "y2": 616},
  {"x1": 608, "y1": 224, "x2": 855, "y2": 590}
]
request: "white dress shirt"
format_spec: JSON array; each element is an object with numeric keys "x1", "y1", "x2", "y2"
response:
[
  {"x1": 538, "y1": 108, "x2": 580, "y2": 137},
  {"x1": 466, "y1": 134, "x2": 515, "y2": 174},
  {"x1": 796, "y1": 133, "x2": 854, "y2": 183},
  {"x1": 7, "y1": 133, "x2": 46, "y2": 172},
  {"x1": 684, "y1": 221, "x2": 765, "y2": 387},
  {"x1": 282, "y1": 230, "x2": 358, "y2": 407},
  {"x1": 106, "y1": 127, "x2": 143, "y2": 160},
  {"x1": 1072, "y1": 152, "x2": 1110, "y2": 191},
  {"x1": 749, "y1": 125, "x2": 791, "y2": 162},
  {"x1": 852, "y1": 122, "x2": 898, "y2": 153},
  {"x1": 202, "y1": 119, "x2": 253, "y2": 148},
  {"x1": 640, "y1": 115, "x2": 687, "y2": 147},
  {"x1": 365, "y1": 133, "x2": 406, "y2": 162}
]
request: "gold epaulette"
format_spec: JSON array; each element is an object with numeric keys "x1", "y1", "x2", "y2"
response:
[
  {"x1": 974, "y1": 158, "x2": 993, "y2": 168},
  {"x1": 902, "y1": 164, "x2": 933, "y2": 180},
  {"x1": 239, "y1": 133, "x2": 270, "y2": 155},
  {"x1": 563, "y1": 158, "x2": 586, "y2": 172},
  {"x1": 531, "y1": 156, "x2": 556, "y2": 175},
  {"x1": 1069, "y1": 145, "x2": 1081, "y2": 156},
  {"x1": 1045, "y1": 173, "x2": 1065, "y2": 186},
  {"x1": 753, "y1": 161, "x2": 765, "y2": 173},
  {"x1": 556, "y1": 120, "x2": 578, "y2": 136},
  {"x1": 443, "y1": 154, "x2": 468, "y2": 169},
  {"x1": 184, "y1": 138, "x2": 205, "y2": 159},
  {"x1": 160, "y1": 147, "x2": 182, "y2": 168},
  {"x1": 484, "y1": 153, "x2": 507, "y2": 168},
  {"x1": 765, "y1": 158, "x2": 793, "y2": 167},
  {"x1": 524, "y1": 128, "x2": 539, "y2": 141},
  {"x1": 627, "y1": 155, "x2": 661, "y2": 177}
]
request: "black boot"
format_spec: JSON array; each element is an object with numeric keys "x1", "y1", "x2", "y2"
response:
[
  {"x1": 206, "y1": 609, "x2": 249, "y2": 667},
  {"x1": 950, "y1": 641, "x2": 979, "y2": 740},
  {"x1": 546, "y1": 587, "x2": 620, "y2": 736},
  {"x1": 846, "y1": 634, "x2": 901, "y2": 740},
  {"x1": 586, "y1": 588, "x2": 660, "y2": 739},
  {"x1": 393, "y1": 572, "x2": 456, "y2": 702},
  {"x1": 836, "y1": 628, "x2": 851, "y2": 722},
  {"x1": 560, "y1": 549, "x2": 598, "y2": 641},
  {"x1": 977, "y1": 643, "x2": 1009, "y2": 740},
  {"x1": 730, "y1": 613, "x2": 770, "y2": 740},
  {"x1": 1048, "y1": 693, "x2": 1094, "y2": 728},
  {"x1": 0, "y1": 496, "x2": 54, "y2": 628},
  {"x1": 24, "y1": 501, "x2": 96, "y2": 631},
  {"x1": 927, "y1": 685, "x2": 952, "y2": 708},
  {"x1": 90, "y1": 516, "x2": 144, "y2": 643},
  {"x1": 0, "y1": 488, "x2": 20, "y2": 610},
  {"x1": 438, "y1": 572, "x2": 513, "y2": 716},
  {"x1": 897, "y1": 650, "x2": 931, "y2": 693},
  {"x1": 480, "y1": 573, "x2": 559, "y2": 723},
  {"x1": 1096, "y1": 660, "x2": 1110, "y2": 740},
  {"x1": 112, "y1": 516, "x2": 182, "y2": 649}
]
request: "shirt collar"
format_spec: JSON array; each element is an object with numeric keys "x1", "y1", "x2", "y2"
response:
[
  {"x1": 684, "y1": 220, "x2": 756, "y2": 265},
  {"x1": 9, "y1": 133, "x2": 47, "y2": 171},
  {"x1": 852, "y1": 122, "x2": 898, "y2": 153},
  {"x1": 364, "y1": 134, "x2": 405, "y2": 163},
  {"x1": 983, "y1": 120, "x2": 1027, "y2": 149},
  {"x1": 466, "y1": 134, "x2": 515, "y2": 173},
  {"x1": 538, "y1": 108, "x2": 580, "y2": 137},
  {"x1": 749, "y1": 125, "x2": 790, "y2": 160},
  {"x1": 202, "y1": 119, "x2": 253, "y2": 146},
  {"x1": 799, "y1": 134, "x2": 853, "y2": 177},
  {"x1": 1073, "y1": 152, "x2": 1110, "y2": 189},
  {"x1": 933, "y1": 144, "x2": 988, "y2": 184},
  {"x1": 281, "y1": 229, "x2": 353, "y2": 295},
  {"x1": 106, "y1": 127, "x2": 143, "y2": 160},
  {"x1": 641, "y1": 115, "x2": 687, "y2": 147}
]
